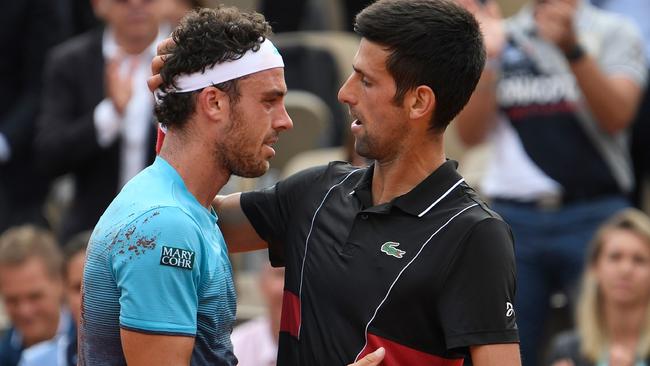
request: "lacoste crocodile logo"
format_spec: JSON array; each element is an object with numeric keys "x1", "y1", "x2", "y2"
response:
[{"x1": 381, "y1": 242, "x2": 405, "y2": 259}]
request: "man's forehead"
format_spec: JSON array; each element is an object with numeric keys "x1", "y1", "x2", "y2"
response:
[
  {"x1": 353, "y1": 39, "x2": 390, "y2": 74},
  {"x1": 240, "y1": 67, "x2": 287, "y2": 93},
  {"x1": 244, "y1": 67, "x2": 285, "y2": 81}
]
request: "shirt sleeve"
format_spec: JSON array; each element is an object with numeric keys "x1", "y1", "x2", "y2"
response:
[
  {"x1": 438, "y1": 217, "x2": 519, "y2": 350},
  {"x1": 240, "y1": 165, "x2": 328, "y2": 266},
  {"x1": 599, "y1": 19, "x2": 648, "y2": 87},
  {"x1": 111, "y1": 207, "x2": 202, "y2": 336}
]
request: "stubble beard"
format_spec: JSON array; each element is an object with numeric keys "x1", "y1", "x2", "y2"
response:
[
  {"x1": 215, "y1": 107, "x2": 269, "y2": 178},
  {"x1": 354, "y1": 132, "x2": 381, "y2": 161},
  {"x1": 354, "y1": 124, "x2": 405, "y2": 163}
]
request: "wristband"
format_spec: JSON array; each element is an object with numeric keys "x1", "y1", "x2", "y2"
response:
[{"x1": 564, "y1": 43, "x2": 585, "y2": 63}]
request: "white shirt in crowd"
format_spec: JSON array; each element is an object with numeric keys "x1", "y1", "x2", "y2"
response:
[
  {"x1": 231, "y1": 316, "x2": 278, "y2": 366},
  {"x1": 94, "y1": 28, "x2": 165, "y2": 188}
]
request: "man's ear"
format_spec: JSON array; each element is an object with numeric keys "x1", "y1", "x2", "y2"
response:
[
  {"x1": 195, "y1": 86, "x2": 230, "y2": 123},
  {"x1": 405, "y1": 85, "x2": 435, "y2": 122}
]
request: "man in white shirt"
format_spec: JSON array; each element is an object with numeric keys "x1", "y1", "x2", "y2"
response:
[
  {"x1": 456, "y1": 0, "x2": 646, "y2": 364},
  {"x1": 35, "y1": 0, "x2": 165, "y2": 243},
  {"x1": 590, "y1": 0, "x2": 650, "y2": 209}
]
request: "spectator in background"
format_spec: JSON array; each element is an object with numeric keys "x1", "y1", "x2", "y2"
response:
[
  {"x1": 547, "y1": 208, "x2": 650, "y2": 366},
  {"x1": 56, "y1": 0, "x2": 101, "y2": 39},
  {"x1": 18, "y1": 231, "x2": 89, "y2": 366},
  {"x1": 341, "y1": 0, "x2": 372, "y2": 32},
  {"x1": 259, "y1": 0, "x2": 308, "y2": 32},
  {"x1": 232, "y1": 263, "x2": 285, "y2": 366},
  {"x1": 160, "y1": 0, "x2": 203, "y2": 28},
  {"x1": 0, "y1": 0, "x2": 65, "y2": 234},
  {"x1": 62, "y1": 232, "x2": 88, "y2": 335},
  {"x1": 590, "y1": 0, "x2": 650, "y2": 210},
  {"x1": 259, "y1": 0, "x2": 370, "y2": 33},
  {"x1": 35, "y1": 0, "x2": 164, "y2": 243},
  {"x1": 455, "y1": 0, "x2": 647, "y2": 365},
  {"x1": 0, "y1": 226, "x2": 72, "y2": 366}
]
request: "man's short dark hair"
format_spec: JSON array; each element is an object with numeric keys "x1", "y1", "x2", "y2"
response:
[
  {"x1": 155, "y1": 7, "x2": 272, "y2": 129},
  {"x1": 354, "y1": 0, "x2": 486, "y2": 132}
]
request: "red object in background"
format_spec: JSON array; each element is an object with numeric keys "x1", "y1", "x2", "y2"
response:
[{"x1": 155, "y1": 126, "x2": 165, "y2": 154}]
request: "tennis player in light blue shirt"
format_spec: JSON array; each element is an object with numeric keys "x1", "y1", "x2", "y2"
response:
[
  {"x1": 82, "y1": 156, "x2": 238, "y2": 365},
  {"x1": 79, "y1": 7, "x2": 292, "y2": 365}
]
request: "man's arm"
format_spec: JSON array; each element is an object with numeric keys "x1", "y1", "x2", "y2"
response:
[
  {"x1": 534, "y1": 0, "x2": 644, "y2": 135},
  {"x1": 148, "y1": 38, "x2": 175, "y2": 92},
  {"x1": 454, "y1": 66, "x2": 501, "y2": 147},
  {"x1": 470, "y1": 344, "x2": 521, "y2": 366},
  {"x1": 454, "y1": 0, "x2": 505, "y2": 147},
  {"x1": 122, "y1": 328, "x2": 385, "y2": 366},
  {"x1": 214, "y1": 193, "x2": 268, "y2": 253},
  {"x1": 35, "y1": 44, "x2": 110, "y2": 177},
  {"x1": 569, "y1": 56, "x2": 642, "y2": 134},
  {"x1": 121, "y1": 329, "x2": 194, "y2": 366}
]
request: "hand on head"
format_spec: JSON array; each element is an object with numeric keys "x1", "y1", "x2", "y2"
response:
[{"x1": 147, "y1": 37, "x2": 176, "y2": 92}]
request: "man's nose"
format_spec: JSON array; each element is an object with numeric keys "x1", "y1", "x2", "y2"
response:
[{"x1": 275, "y1": 104, "x2": 293, "y2": 132}]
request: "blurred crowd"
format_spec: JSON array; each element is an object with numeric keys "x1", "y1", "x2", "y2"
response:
[{"x1": 0, "y1": 0, "x2": 648, "y2": 365}]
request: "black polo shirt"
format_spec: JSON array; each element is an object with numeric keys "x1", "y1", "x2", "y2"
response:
[{"x1": 241, "y1": 160, "x2": 518, "y2": 365}]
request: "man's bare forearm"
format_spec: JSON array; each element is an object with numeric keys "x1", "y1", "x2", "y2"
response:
[
  {"x1": 470, "y1": 343, "x2": 522, "y2": 366},
  {"x1": 455, "y1": 67, "x2": 500, "y2": 147},
  {"x1": 570, "y1": 55, "x2": 642, "y2": 134},
  {"x1": 214, "y1": 193, "x2": 267, "y2": 252}
]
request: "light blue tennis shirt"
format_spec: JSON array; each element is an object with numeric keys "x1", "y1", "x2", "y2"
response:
[{"x1": 79, "y1": 156, "x2": 237, "y2": 365}]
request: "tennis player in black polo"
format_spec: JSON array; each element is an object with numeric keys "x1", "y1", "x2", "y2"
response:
[
  {"x1": 151, "y1": 0, "x2": 521, "y2": 364},
  {"x1": 217, "y1": 1, "x2": 521, "y2": 364}
]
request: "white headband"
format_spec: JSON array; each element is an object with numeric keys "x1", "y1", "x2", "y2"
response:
[{"x1": 167, "y1": 38, "x2": 284, "y2": 94}]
